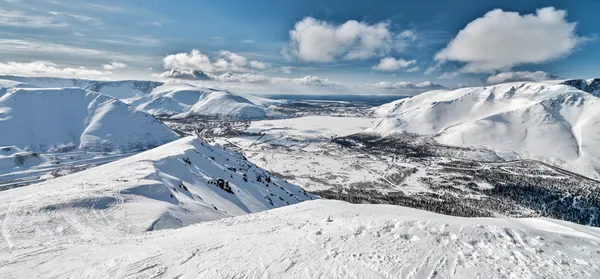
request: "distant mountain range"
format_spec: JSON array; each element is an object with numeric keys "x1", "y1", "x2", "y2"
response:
[{"x1": 368, "y1": 80, "x2": 600, "y2": 179}]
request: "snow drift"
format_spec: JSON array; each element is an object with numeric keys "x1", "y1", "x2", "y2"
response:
[
  {"x1": 368, "y1": 82, "x2": 600, "y2": 178},
  {"x1": 0, "y1": 87, "x2": 178, "y2": 152}
]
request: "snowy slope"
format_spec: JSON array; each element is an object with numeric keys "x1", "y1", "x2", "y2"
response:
[
  {"x1": 0, "y1": 136, "x2": 314, "y2": 237},
  {"x1": 132, "y1": 83, "x2": 282, "y2": 119},
  {"x1": 84, "y1": 80, "x2": 163, "y2": 99},
  {"x1": 0, "y1": 75, "x2": 163, "y2": 99},
  {"x1": 1, "y1": 200, "x2": 598, "y2": 278},
  {"x1": 0, "y1": 75, "x2": 94, "y2": 88},
  {"x1": 368, "y1": 82, "x2": 600, "y2": 178},
  {"x1": 0, "y1": 87, "x2": 178, "y2": 152},
  {"x1": 562, "y1": 78, "x2": 600, "y2": 96}
]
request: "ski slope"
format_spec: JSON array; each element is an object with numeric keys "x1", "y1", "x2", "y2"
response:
[
  {"x1": 0, "y1": 87, "x2": 178, "y2": 152},
  {"x1": 1, "y1": 199, "x2": 598, "y2": 278},
  {"x1": 368, "y1": 82, "x2": 600, "y2": 179}
]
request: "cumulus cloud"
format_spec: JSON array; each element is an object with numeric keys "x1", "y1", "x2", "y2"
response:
[
  {"x1": 155, "y1": 69, "x2": 211, "y2": 80},
  {"x1": 162, "y1": 49, "x2": 269, "y2": 73},
  {"x1": 373, "y1": 57, "x2": 416, "y2": 71},
  {"x1": 486, "y1": 71, "x2": 557, "y2": 84},
  {"x1": 435, "y1": 7, "x2": 589, "y2": 73},
  {"x1": 0, "y1": 61, "x2": 109, "y2": 78},
  {"x1": 283, "y1": 17, "x2": 415, "y2": 62},
  {"x1": 102, "y1": 61, "x2": 127, "y2": 70},
  {"x1": 249, "y1": 60, "x2": 269, "y2": 70}
]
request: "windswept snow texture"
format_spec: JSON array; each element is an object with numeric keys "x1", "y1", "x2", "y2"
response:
[
  {"x1": 0, "y1": 87, "x2": 178, "y2": 152},
  {"x1": 368, "y1": 82, "x2": 600, "y2": 179},
  {"x1": 132, "y1": 83, "x2": 282, "y2": 119},
  {"x1": 1, "y1": 200, "x2": 599, "y2": 278},
  {"x1": 0, "y1": 136, "x2": 313, "y2": 237}
]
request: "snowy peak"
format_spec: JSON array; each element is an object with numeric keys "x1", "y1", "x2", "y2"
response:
[
  {"x1": 0, "y1": 136, "x2": 314, "y2": 239},
  {"x1": 0, "y1": 75, "x2": 164, "y2": 99},
  {"x1": 0, "y1": 87, "x2": 178, "y2": 152},
  {"x1": 132, "y1": 83, "x2": 280, "y2": 119},
  {"x1": 562, "y1": 78, "x2": 600, "y2": 96},
  {"x1": 156, "y1": 69, "x2": 212, "y2": 80},
  {"x1": 368, "y1": 82, "x2": 600, "y2": 178},
  {"x1": 84, "y1": 80, "x2": 163, "y2": 99}
]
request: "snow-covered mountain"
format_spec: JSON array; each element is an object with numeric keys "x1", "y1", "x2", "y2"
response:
[
  {"x1": 0, "y1": 75, "x2": 164, "y2": 99},
  {"x1": 0, "y1": 87, "x2": 178, "y2": 152},
  {"x1": 0, "y1": 76, "x2": 281, "y2": 120},
  {"x1": 368, "y1": 82, "x2": 600, "y2": 179},
  {"x1": 131, "y1": 83, "x2": 282, "y2": 119},
  {"x1": 0, "y1": 136, "x2": 314, "y2": 234},
  {"x1": 156, "y1": 69, "x2": 212, "y2": 80},
  {"x1": 562, "y1": 78, "x2": 600, "y2": 96},
  {"x1": 1, "y1": 199, "x2": 598, "y2": 278},
  {"x1": 84, "y1": 80, "x2": 163, "y2": 99}
]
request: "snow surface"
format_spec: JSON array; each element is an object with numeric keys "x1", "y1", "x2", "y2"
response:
[
  {"x1": 1, "y1": 199, "x2": 598, "y2": 278},
  {"x1": 368, "y1": 82, "x2": 600, "y2": 179},
  {"x1": 0, "y1": 87, "x2": 178, "y2": 152},
  {"x1": 246, "y1": 115, "x2": 374, "y2": 139},
  {"x1": 131, "y1": 83, "x2": 283, "y2": 119},
  {"x1": 0, "y1": 76, "x2": 163, "y2": 99},
  {"x1": 0, "y1": 136, "x2": 314, "y2": 236}
]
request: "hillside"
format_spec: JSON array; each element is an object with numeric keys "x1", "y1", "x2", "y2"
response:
[
  {"x1": 1, "y1": 199, "x2": 598, "y2": 278},
  {"x1": 0, "y1": 87, "x2": 178, "y2": 152},
  {"x1": 0, "y1": 75, "x2": 163, "y2": 99},
  {"x1": 132, "y1": 83, "x2": 282, "y2": 119},
  {"x1": 367, "y1": 82, "x2": 600, "y2": 179},
  {"x1": 0, "y1": 136, "x2": 314, "y2": 236}
]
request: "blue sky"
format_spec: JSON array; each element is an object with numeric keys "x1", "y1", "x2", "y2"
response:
[{"x1": 0, "y1": 0, "x2": 598, "y2": 93}]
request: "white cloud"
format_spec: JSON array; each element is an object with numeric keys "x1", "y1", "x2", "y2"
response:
[
  {"x1": 156, "y1": 69, "x2": 339, "y2": 88},
  {"x1": 0, "y1": 8, "x2": 68, "y2": 28},
  {"x1": 406, "y1": 66, "x2": 420, "y2": 73},
  {"x1": 0, "y1": 61, "x2": 109, "y2": 78},
  {"x1": 283, "y1": 17, "x2": 414, "y2": 62},
  {"x1": 280, "y1": 66, "x2": 293, "y2": 74},
  {"x1": 435, "y1": 7, "x2": 589, "y2": 73},
  {"x1": 0, "y1": 39, "x2": 145, "y2": 62},
  {"x1": 102, "y1": 61, "x2": 127, "y2": 70},
  {"x1": 0, "y1": 6, "x2": 104, "y2": 28},
  {"x1": 211, "y1": 72, "x2": 339, "y2": 87},
  {"x1": 438, "y1": 72, "x2": 459, "y2": 79},
  {"x1": 241, "y1": 39, "x2": 256, "y2": 43},
  {"x1": 162, "y1": 49, "x2": 269, "y2": 73},
  {"x1": 249, "y1": 60, "x2": 269, "y2": 70},
  {"x1": 367, "y1": 81, "x2": 444, "y2": 90},
  {"x1": 372, "y1": 57, "x2": 416, "y2": 71},
  {"x1": 364, "y1": 80, "x2": 445, "y2": 95},
  {"x1": 487, "y1": 71, "x2": 557, "y2": 84},
  {"x1": 47, "y1": 11, "x2": 103, "y2": 26}
]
